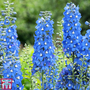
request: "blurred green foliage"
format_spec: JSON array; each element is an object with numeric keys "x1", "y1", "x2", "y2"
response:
[
  {"x1": 19, "y1": 44, "x2": 63, "y2": 90},
  {"x1": 20, "y1": 44, "x2": 41, "y2": 90},
  {"x1": 0, "y1": 0, "x2": 90, "y2": 45}
]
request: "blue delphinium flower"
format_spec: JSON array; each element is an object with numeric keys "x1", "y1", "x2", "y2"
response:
[
  {"x1": 62, "y1": 2, "x2": 82, "y2": 57},
  {"x1": 56, "y1": 64, "x2": 76, "y2": 90},
  {"x1": 32, "y1": 11, "x2": 55, "y2": 74},
  {"x1": 85, "y1": 21, "x2": 89, "y2": 26},
  {"x1": 56, "y1": 59, "x2": 89, "y2": 89},
  {"x1": 81, "y1": 33, "x2": 90, "y2": 69},
  {"x1": 80, "y1": 29, "x2": 90, "y2": 83},
  {"x1": 55, "y1": 62, "x2": 87, "y2": 90},
  {"x1": 0, "y1": 1, "x2": 24, "y2": 89},
  {"x1": 56, "y1": 2, "x2": 90, "y2": 90},
  {"x1": 56, "y1": 67, "x2": 68, "y2": 90},
  {"x1": 86, "y1": 86, "x2": 90, "y2": 90},
  {"x1": 32, "y1": 11, "x2": 56, "y2": 89}
]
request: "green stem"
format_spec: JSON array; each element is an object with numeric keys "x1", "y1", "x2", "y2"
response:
[
  {"x1": 80, "y1": 58, "x2": 84, "y2": 89},
  {"x1": 72, "y1": 52, "x2": 75, "y2": 83},
  {"x1": 72, "y1": 52, "x2": 74, "y2": 63},
  {"x1": 63, "y1": 51, "x2": 65, "y2": 67},
  {"x1": 7, "y1": 0, "x2": 11, "y2": 17},
  {"x1": 42, "y1": 71, "x2": 44, "y2": 90},
  {"x1": 30, "y1": 76, "x2": 33, "y2": 90}
]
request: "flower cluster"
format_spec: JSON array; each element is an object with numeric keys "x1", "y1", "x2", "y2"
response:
[
  {"x1": 56, "y1": 2, "x2": 90, "y2": 90},
  {"x1": 32, "y1": 11, "x2": 55, "y2": 75},
  {"x1": 62, "y1": 2, "x2": 82, "y2": 57},
  {"x1": 81, "y1": 28, "x2": 90, "y2": 82},
  {"x1": 56, "y1": 65, "x2": 74, "y2": 90},
  {"x1": 81, "y1": 29, "x2": 90, "y2": 68},
  {"x1": 56, "y1": 62, "x2": 89, "y2": 90},
  {"x1": 32, "y1": 11, "x2": 57, "y2": 90},
  {"x1": 0, "y1": 1, "x2": 23, "y2": 89}
]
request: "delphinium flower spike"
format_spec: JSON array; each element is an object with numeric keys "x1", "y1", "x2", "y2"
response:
[
  {"x1": 71, "y1": 21, "x2": 90, "y2": 89},
  {"x1": 62, "y1": 2, "x2": 82, "y2": 59},
  {"x1": 62, "y1": 2, "x2": 83, "y2": 88},
  {"x1": 32, "y1": 11, "x2": 56, "y2": 90},
  {"x1": 1, "y1": 0, "x2": 24, "y2": 89},
  {"x1": 56, "y1": 2, "x2": 90, "y2": 90},
  {"x1": 79, "y1": 21, "x2": 90, "y2": 88}
]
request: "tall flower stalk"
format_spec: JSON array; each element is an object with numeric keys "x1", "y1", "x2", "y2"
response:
[
  {"x1": 56, "y1": 2, "x2": 90, "y2": 90},
  {"x1": 32, "y1": 11, "x2": 56, "y2": 89},
  {"x1": 0, "y1": 0, "x2": 23, "y2": 89},
  {"x1": 62, "y1": 2, "x2": 82, "y2": 59}
]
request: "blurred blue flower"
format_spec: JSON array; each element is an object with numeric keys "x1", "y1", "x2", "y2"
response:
[
  {"x1": 85, "y1": 21, "x2": 89, "y2": 25},
  {"x1": 86, "y1": 86, "x2": 90, "y2": 90}
]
